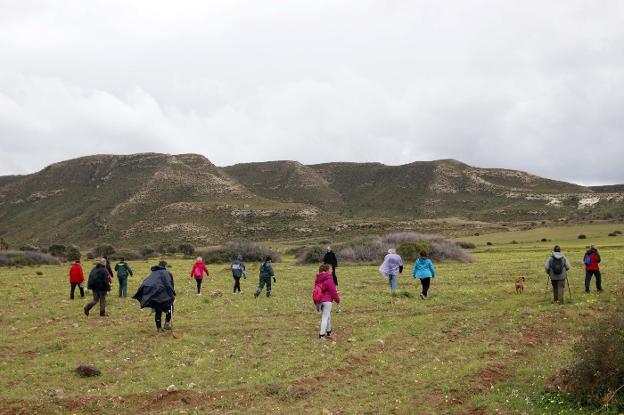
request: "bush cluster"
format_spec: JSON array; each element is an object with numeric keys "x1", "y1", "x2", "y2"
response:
[
  {"x1": 201, "y1": 241, "x2": 280, "y2": 264},
  {"x1": 0, "y1": 251, "x2": 61, "y2": 267},
  {"x1": 295, "y1": 245, "x2": 326, "y2": 265}
]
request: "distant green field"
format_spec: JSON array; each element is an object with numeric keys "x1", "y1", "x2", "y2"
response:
[{"x1": 1, "y1": 224, "x2": 622, "y2": 414}]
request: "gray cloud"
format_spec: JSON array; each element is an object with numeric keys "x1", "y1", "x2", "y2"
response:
[{"x1": 1, "y1": 0, "x2": 623, "y2": 184}]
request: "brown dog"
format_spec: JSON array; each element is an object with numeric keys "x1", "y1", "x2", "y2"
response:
[{"x1": 515, "y1": 277, "x2": 525, "y2": 293}]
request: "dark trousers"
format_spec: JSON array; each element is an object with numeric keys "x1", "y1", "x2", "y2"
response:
[
  {"x1": 233, "y1": 276, "x2": 241, "y2": 292},
  {"x1": 196, "y1": 278, "x2": 203, "y2": 294},
  {"x1": 256, "y1": 276, "x2": 272, "y2": 296},
  {"x1": 420, "y1": 277, "x2": 431, "y2": 296},
  {"x1": 551, "y1": 279, "x2": 565, "y2": 303},
  {"x1": 70, "y1": 283, "x2": 84, "y2": 299},
  {"x1": 585, "y1": 270, "x2": 602, "y2": 292},
  {"x1": 332, "y1": 270, "x2": 338, "y2": 286},
  {"x1": 85, "y1": 290, "x2": 107, "y2": 316},
  {"x1": 118, "y1": 277, "x2": 128, "y2": 297},
  {"x1": 154, "y1": 303, "x2": 173, "y2": 329}
]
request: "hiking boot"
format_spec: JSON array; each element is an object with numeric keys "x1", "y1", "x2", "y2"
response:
[
  {"x1": 157, "y1": 327, "x2": 164, "y2": 333},
  {"x1": 326, "y1": 330, "x2": 333, "y2": 338},
  {"x1": 83, "y1": 306, "x2": 89, "y2": 316},
  {"x1": 319, "y1": 334, "x2": 326, "y2": 339},
  {"x1": 419, "y1": 293, "x2": 425, "y2": 300},
  {"x1": 598, "y1": 289, "x2": 604, "y2": 293},
  {"x1": 254, "y1": 291, "x2": 259, "y2": 298},
  {"x1": 266, "y1": 292, "x2": 271, "y2": 298},
  {"x1": 163, "y1": 322, "x2": 172, "y2": 331}
]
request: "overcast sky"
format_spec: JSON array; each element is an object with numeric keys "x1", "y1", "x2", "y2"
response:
[{"x1": 1, "y1": 1, "x2": 623, "y2": 184}]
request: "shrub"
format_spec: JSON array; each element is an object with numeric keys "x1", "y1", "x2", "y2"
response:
[
  {"x1": 336, "y1": 233, "x2": 473, "y2": 263},
  {"x1": 157, "y1": 244, "x2": 177, "y2": 255},
  {"x1": 48, "y1": 244, "x2": 66, "y2": 257},
  {"x1": 139, "y1": 247, "x2": 156, "y2": 258},
  {"x1": 201, "y1": 241, "x2": 280, "y2": 264},
  {"x1": 578, "y1": 234, "x2": 587, "y2": 240},
  {"x1": 86, "y1": 252, "x2": 94, "y2": 260},
  {"x1": 541, "y1": 238, "x2": 548, "y2": 242},
  {"x1": 295, "y1": 245, "x2": 325, "y2": 265},
  {"x1": 178, "y1": 243, "x2": 195, "y2": 257},
  {"x1": 0, "y1": 238, "x2": 8, "y2": 251},
  {"x1": 511, "y1": 240, "x2": 519, "y2": 244},
  {"x1": 0, "y1": 251, "x2": 61, "y2": 267},
  {"x1": 65, "y1": 245, "x2": 81, "y2": 262},
  {"x1": 92, "y1": 244, "x2": 115, "y2": 258},
  {"x1": 455, "y1": 241, "x2": 476, "y2": 249},
  {"x1": 608, "y1": 232, "x2": 618, "y2": 237},
  {"x1": 486, "y1": 242, "x2": 493, "y2": 246},
  {"x1": 397, "y1": 240, "x2": 431, "y2": 262},
  {"x1": 614, "y1": 230, "x2": 623, "y2": 235},
  {"x1": 547, "y1": 296, "x2": 624, "y2": 409}
]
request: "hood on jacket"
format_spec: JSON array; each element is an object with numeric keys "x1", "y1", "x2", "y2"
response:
[
  {"x1": 315, "y1": 272, "x2": 333, "y2": 284},
  {"x1": 151, "y1": 265, "x2": 166, "y2": 272},
  {"x1": 552, "y1": 252, "x2": 565, "y2": 259}
]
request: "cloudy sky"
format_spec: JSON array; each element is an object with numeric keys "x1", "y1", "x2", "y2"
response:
[{"x1": 1, "y1": 1, "x2": 623, "y2": 184}]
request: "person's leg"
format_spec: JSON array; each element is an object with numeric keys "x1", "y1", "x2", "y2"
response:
[
  {"x1": 118, "y1": 277, "x2": 123, "y2": 297},
  {"x1": 234, "y1": 277, "x2": 240, "y2": 293},
  {"x1": 84, "y1": 290, "x2": 99, "y2": 315},
  {"x1": 266, "y1": 276, "x2": 272, "y2": 297},
  {"x1": 155, "y1": 305, "x2": 163, "y2": 330},
  {"x1": 423, "y1": 278, "x2": 431, "y2": 297},
  {"x1": 585, "y1": 271, "x2": 592, "y2": 292},
  {"x1": 332, "y1": 270, "x2": 338, "y2": 286},
  {"x1": 326, "y1": 302, "x2": 333, "y2": 335},
  {"x1": 79, "y1": 284, "x2": 85, "y2": 297},
  {"x1": 551, "y1": 280, "x2": 558, "y2": 302},
  {"x1": 163, "y1": 303, "x2": 173, "y2": 330},
  {"x1": 99, "y1": 291, "x2": 107, "y2": 316},
  {"x1": 595, "y1": 270, "x2": 603, "y2": 291},
  {"x1": 255, "y1": 277, "x2": 265, "y2": 297},
  {"x1": 121, "y1": 277, "x2": 128, "y2": 297},
  {"x1": 389, "y1": 274, "x2": 397, "y2": 293},
  {"x1": 320, "y1": 302, "x2": 332, "y2": 336},
  {"x1": 196, "y1": 278, "x2": 202, "y2": 294},
  {"x1": 70, "y1": 283, "x2": 76, "y2": 300}
]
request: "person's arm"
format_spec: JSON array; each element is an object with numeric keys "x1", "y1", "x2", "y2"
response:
[
  {"x1": 127, "y1": 264, "x2": 133, "y2": 276},
  {"x1": 169, "y1": 272, "x2": 176, "y2": 296},
  {"x1": 114, "y1": 263, "x2": 120, "y2": 272},
  {"x1": 327, "y1": 281, "x2": 340, "y2": 304},
  {"x1": 544, "y1": 258, "x2": 551, "y2": 274}
]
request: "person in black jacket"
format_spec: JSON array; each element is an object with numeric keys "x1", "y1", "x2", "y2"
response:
[
  {"x1": 84, "y1": 258, "x2": 111, "y2": 317},
  {"x1": 133, "y1": 261, "x2": 176, "y2": 332},
  {"x1": 323, "y1": 245, "x2": 339, "y2": 286}
]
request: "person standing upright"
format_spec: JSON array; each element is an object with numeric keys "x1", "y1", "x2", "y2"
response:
[
  {"x1": 379, "y1": 249, "x2": 403, "y2": 294},
  {"x1": 133, "y1": 260, "x2": 176, "y2": 332},
  {"x1": 230, "y1": 255, "x2": 246, "y2": 293},
  {"x1": 583, "y1": 244, "x2": 603, "y2": 293},
  {"x1": 254, "y1": 256, "x2": 275, "y2": 298},
  {"x1": 545, "y1": 245, "x2": 571, "y2": 304},
  {"x1": 84, "y1": 258, "x2": 111, "y2": 316},
  {"x1": 69, "y1": 259, "x2": 85, "y2": 299},
  {"x1": 190, "y1": 257, "x2": 209, "y2": 295},
  {"x1": 114, "y1": 257, "x2": 133, "y2": 298},
  {"x1": 412, "y1": 250, "x2": 436, "y2": 300},
  {"x1": 323, "y1": 245, "x2": 339, "y2": 286}
]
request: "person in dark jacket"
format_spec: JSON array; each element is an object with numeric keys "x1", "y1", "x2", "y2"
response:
[
  {"x1": 254, "y1": 256, "x2": 275, "y2": 298},
  {"x1": 583, "y1": 244, "x2": 603, "y2": 293},
  {"x1": 103, "y1": 256, "x2": 114, "y2": 279},
  {"x1": 230, "y1": 255, "x2": 246, "y2": 293},
  {"x1": 133, "y1": 260, "x2": 176, "y2": 332},
  {"x1": 545, "y1": 245, "x2": 571, "y2": 304},
  {"x1": 323, "y1": 245, "x2": 339, "y2": 286},
  {"x1": 114, "y1": 257, "x2": 134, "y2": 298},
  {"x1": 84, "y1": 258, "x2": 111, "y2": 317}
]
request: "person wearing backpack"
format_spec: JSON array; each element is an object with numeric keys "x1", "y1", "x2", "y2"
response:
[
  {"x1": 190, "y1": 257, "x2": 209, "y2": 295},
  {"x1": 313, "y1": 264, "x2": 340, "y2": 339},
  {"x1": 69, "y1": 259, "x2": 85, "y2": 300},
  {"x1": 230, "y1": 255, "x2": 246, "y2": 293},
  {"x1": 133, "y1": 260, "x2": 176, "y2": 332},
  {"x1": 114, "y1": 257, "x2": 134, "y2": 298},
  {"x1": 545, "y1": 245, "x2": 571, "y2": 304},
  {"x1": 84, "y1": 258, "x2": 111, "y2": 317},
  {"x1": 254, "y1": 256, "x2": 275, "y2": 298},
  {"x1": 412, "y1": 250, "x2": 436, "y2": 300},
  {"x1": 583, "y1": 245, "x2": 603, "y2": 293}
]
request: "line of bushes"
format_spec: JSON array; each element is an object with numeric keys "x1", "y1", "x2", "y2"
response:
[
  {"x1": 0, "y1": 250, "x2": 61, "y2": 267},
  {"x1": 295, "y1": 233, "x2": 474, "y2": 264}
]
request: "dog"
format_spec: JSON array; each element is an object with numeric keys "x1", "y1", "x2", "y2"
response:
[{"x1": 515, "y1": 277, "x2": 525, "y2": 294}]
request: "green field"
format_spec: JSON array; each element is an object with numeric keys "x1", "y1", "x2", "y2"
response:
[{"x1": 1, "y1": 225, "x2": 622, "y2": 414}]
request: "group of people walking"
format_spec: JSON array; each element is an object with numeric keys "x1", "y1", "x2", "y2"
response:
[{"x1": 68, "y1": 242, "x2": 606, "y2": 336}]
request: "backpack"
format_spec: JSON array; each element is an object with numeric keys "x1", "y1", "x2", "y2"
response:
[
  {"x1": 584, "y1": 255, "x2": 591, "y2": 266},
  {"x1": 312, "y1": 281, "x2": 325, "y2": 304},
  {"x1": 551, "y1": 256, "x2": 564, "y2": 275}
]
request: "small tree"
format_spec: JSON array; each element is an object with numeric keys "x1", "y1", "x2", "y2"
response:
[
  {"x1": 140, "y1": 246, "x2": 155, "y2": 258},
  {"x1": 397, "y1": 240, "x2": 431, "y2": 262},
  {"x1": 93, "y1": 244, "x2": 115, "y2": 257},
  {"x1": 48, "y1": 244, "x2": 67, "y2": 257},
  {"x1": 0, "y1": 238, "x2": 8, "y2": 251},
  {"x1": 65, "y1": 245, "x2": 81, "y2": 262},
  {"x1": 178, "y1": 243, "x2": 195, "y2": 257}
]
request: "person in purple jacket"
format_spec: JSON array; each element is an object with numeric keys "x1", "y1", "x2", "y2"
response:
[{"x1": 314, "y1": 264, "x2": 341, "y2": 339}]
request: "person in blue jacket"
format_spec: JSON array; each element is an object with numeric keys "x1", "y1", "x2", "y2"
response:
[{"x1": 412, "y1": 250, "x2": 436, "y2": 300}]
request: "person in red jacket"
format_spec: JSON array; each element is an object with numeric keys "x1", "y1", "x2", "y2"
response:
[
  {"x1": 314, "y1": 264, "x2": 340, "y2": 339},
  {"x1": 190, "y1": 257, "x2": 209, "y2": 295},
  {"x1": 583, "y1": 245, "x2": 603, "y2": 293},
  {"x1": 69, "y1": 260, "x2": 85, "y2": 299}
]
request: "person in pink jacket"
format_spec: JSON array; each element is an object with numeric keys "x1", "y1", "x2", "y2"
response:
[
  {"x1": 190, "y1": 257, "x2": 209, "y2": 295},
  {"x1": 314, "y1": 264, "x2": 340, "y2": 339}
]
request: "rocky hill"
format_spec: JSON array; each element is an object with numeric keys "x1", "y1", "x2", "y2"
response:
[{"x1": 0, "y1": 153, "x2": 622, "y2": 248}]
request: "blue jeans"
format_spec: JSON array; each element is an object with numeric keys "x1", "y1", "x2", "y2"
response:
[{"x1": 388, "y1": 274, "x2": 397, "y2": 293}]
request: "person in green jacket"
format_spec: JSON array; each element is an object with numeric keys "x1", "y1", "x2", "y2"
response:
[
  {"x1": 114, "y1": 257, "x2": 134, "y2": 297},
  {"x1": 254, "y1": 256, "x2": 275, "y2": 298}
]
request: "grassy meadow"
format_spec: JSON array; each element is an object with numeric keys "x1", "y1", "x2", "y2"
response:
[{"x1": 1, "y1": 224, "x2": 623, "y2": 414}]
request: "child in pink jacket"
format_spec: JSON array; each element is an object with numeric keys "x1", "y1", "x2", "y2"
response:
[
  {"x1": 190, "y1": 257, "x2": 209, "y2": 295},
  {"x1": 314, "y1": 264, "x2": 340, "y2": 339}
]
